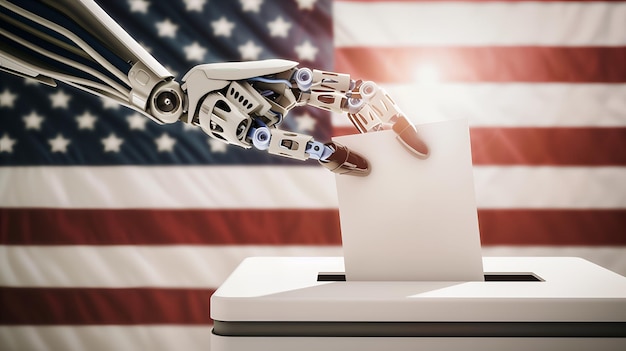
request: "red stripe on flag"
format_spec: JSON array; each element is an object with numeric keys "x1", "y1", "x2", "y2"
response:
[
  {"x1": 2, "y1": 208, "x2": 625, "y2": 246},
  {"x1": 332, "y1": 127, "x2": 626, "y2": 166},
  {"x1": 0, "y1": 208, "x2": 341, "y2": 245},
  {"x1": 478, "y1": 209, "x2": 626, "y2": 246},
  {"x1": 335, "y1": 47, "x2": 626, "y2": 83},
  {"x1": 0, "y1": 287, "x2": 214, "y2": 325},
  {"x1": 471, "y1": 127, "x2": 626, "y2": 166}
]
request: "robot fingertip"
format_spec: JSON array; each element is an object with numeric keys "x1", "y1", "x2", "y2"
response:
[
  {"x1": 396, "y1": 133, "x2": 430, "y2": 159},
  {"x1": 319, "y1": 142, "x2": 371, "y2": 176}
]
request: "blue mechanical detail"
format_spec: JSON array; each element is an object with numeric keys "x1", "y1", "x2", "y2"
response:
[
  {"x1": 250, "y1": 126, "x2": 271, "y2": 150},
  {"x1": 294, "y1": 68, "x2": 313, "y2": 92},
  {"x1": 305, "y1": 141, "x2": 333, "y2": 160},
  {"x1": 247, "y1": 76, "x2": 292, "y2": 88}
]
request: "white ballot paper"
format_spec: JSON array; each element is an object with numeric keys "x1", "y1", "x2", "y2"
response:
[{"x1": 333, "y1": 118, "x2": 484, "y2": 281}]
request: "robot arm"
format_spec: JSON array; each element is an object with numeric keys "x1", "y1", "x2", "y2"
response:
[{"x1": 0, "y1": 0, "x2": 428, "y2": 176}]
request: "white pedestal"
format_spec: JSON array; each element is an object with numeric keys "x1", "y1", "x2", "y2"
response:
[{"x1": 210, "y1": 256, "x2": 626, "y2": 351}]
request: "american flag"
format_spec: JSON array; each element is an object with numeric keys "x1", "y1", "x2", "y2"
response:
[{"x1": 1, "y1": 0, "x2": 625, "y2": 350}]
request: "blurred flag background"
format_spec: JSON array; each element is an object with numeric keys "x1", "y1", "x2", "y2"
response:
[{"x1": 1, "y1": 0, "x2": 625, "y2": 350}]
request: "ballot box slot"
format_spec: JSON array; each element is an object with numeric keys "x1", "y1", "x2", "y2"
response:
[{"x1": 317, "y1": 272, "x2": 543, "y2": 282}]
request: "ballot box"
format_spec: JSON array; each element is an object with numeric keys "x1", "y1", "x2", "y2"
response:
[{"x1": 210, "y1": 256, "x2": 626, "y2": 351}]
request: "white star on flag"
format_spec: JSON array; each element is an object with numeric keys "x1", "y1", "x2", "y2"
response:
[
  {"x1": 128, "y1": 0, "x2": 150, "y2": 14},
  {"x1": 240, "y1": 0, "x2": 263, "y2": 13},
  {"x1": 156, "y1": 19, "x2": 178, "y2": 38},
  {"x1": 100, "y1": 96, "x2": 121, "y2": 110},
  {"x1": 0, "y1": 133, "x2": 16, "y2": 153},
  {"x1": 295, "y1": 40, "x2": 318, "y2": 61},
  {"x1": 48, "y1": 134, "x2": 71, "y2": 153},
  {"x1": 182, "y1": 122, "x2": 198, "y2": 131},
  {"x1": 0, "y1": 88, "x2": 17, "y2": 108},
  {"x1": 101, "y1": 133, "x2": 124, "y2": 152},
  {"x1": 49, "y1": 90, "x2": 71, "y2": 109},
  {"x1": 184, "y1": 41, "x2": 207, "y2": 62},
  {"x1": 23, "y1": 111, "x2": 44, "y2": 130},
  {"x1": 268, "y1": 16, "x2": 292, "y2": 38},
  {"x1": 155, "y1": 133, "x2": 176, "y2": 152},
  {"x1": 76, "y1": 111, "x2": 98, "y2": 130},
  {"x1": 295, "y1": 0, "x2": 317, "y2": 10},
  {"x1": 24, "y1": 78, "x2": 41, "y2": 86},
  {"x1": 184, "y1": 0, "x2": 206, "y2": 12},
  {"x1": 294, "y1": 112, "x2": 317, "y2": 132},
  {"x1": 126, "y1": 113, "x2": 149, "y2": 130},
  {"x1": 211, "y1": 17, "x2": 235, "y2": 37},
  {"x1": 208, "y1": 138, "x2": 228, "y2": 153},
  {"x1": 239, "y1": 40, "x2": 262, "y2": 60}
]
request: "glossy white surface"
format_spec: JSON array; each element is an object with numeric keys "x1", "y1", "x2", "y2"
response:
[{"x1": 211, "y1": 256, "x2": 626, "y2": 322}]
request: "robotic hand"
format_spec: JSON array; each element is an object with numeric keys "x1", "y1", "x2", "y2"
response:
[
  {"x1": 178, "y1": 59, "x2": 430, "y2": 176},
  {"x1": 0, "y1": 0, "x2": 429, "y2": 176}
]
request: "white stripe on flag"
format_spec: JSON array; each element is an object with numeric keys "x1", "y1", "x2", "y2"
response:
[
  {"x1": 473, "y1": 166, "x2": 626, "y2": 209},
  {"x1": 334, "y1": 2, "x2": 626, "y2": 46},
  {"x1": 1, "y1": 166, "x2": 624, "y2": 209},
  {"x1": 332, "y1": 83, "x2": 626, "y2": 127},
  {"x1": 0, "y1": 326, "x2": 211, "y2": 351},
  {"x1": 0, "y1": 166, "x2": 336, "y2": 209},
  {"x1": 0, "y1": 245, "x2": 343, "y2": 288}
]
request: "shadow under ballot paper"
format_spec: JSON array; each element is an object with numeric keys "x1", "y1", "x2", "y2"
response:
[{"x1": 333, "y1": 118, "x2": 484, "y2": 281}]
